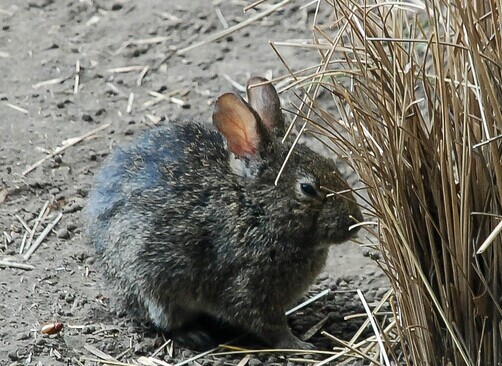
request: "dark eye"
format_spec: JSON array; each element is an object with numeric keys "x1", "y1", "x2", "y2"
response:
[{"x1": 300, "y1": 183, "x2": 318, "y2": 198}]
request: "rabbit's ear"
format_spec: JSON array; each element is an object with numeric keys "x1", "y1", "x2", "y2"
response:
[
  {"x1": 246, "y1": 77, "x2": 285, "y2": 137},
  {"x1": 213, "y1": 93, "x2": 264, "y2": 157}
]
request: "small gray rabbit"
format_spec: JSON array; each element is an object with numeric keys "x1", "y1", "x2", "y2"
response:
[{"x1": 85, "y1": 77, "x2": 362, "y2": 350}]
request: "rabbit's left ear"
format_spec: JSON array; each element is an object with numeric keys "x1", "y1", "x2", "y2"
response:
[
  {"x1": 213, "y1": 93, "x2": 270, "y2": 157},
  {"x1": 246, "y1": 77, "x2": 285, "y2": 138}
]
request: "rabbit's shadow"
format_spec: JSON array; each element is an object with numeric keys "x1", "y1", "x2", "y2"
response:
[{"x1": 158, "y1": 313, "x2": 260, "y2": 351}]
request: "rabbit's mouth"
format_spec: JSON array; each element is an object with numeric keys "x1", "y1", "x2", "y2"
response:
[{"x1": 316, "y1": 211, "x2": 362, "y2": 245}]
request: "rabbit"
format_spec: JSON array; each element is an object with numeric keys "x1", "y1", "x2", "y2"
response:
[{"x1": 85, "y1": 76, "x2": 363, "y2": 350}]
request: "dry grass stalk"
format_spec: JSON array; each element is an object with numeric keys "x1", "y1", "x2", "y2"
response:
[
  {"x1": 0, "y1": 259, "x2": 35, "y2": 270},
  {"x1": 22, "y1": 123, "x2": 111, "y2": 176},
  {"x1": 356, "y1": 289, "x2": 390, "y2": 365},
  {"x1": 143, "y1": 90, "x2": 186, "y2": 109},
  {"x1": 74, "y1": 59, "x2": 80, "y2": 94},
  {"x1": 176, "y1": 0, "x2": 294, "y2": 55},
  {"x1": 235, "y1": 355, "x2": 251, "y2": 366},
  {"x1": 4, "y1": 101, "x2": 29, "y2": 115},
  {"x1": 244, "y1": 0, "x2": 270, "y2": 12},
  {"x1": 23, "y1": 212, "x2": 63, "y2": 260},
  {"x1": 114, "y1": 36, "x2": 171, "y2": 55},
  {"x1": 15, "y1": 214, "x2": 32, "y2": 235},
  {"x1": 106, "y1": 82, "x2": 127, "y2": 97},
  {"x1": 31, "y1": 77, "x2": 68, "y2": 89},
  {"x1": 137, "y1": 65, "x2": 149, "y2": 86},
  {"x1": 127, "y1": 92, "x2": 134, "y2": 114},
  {"x1": 19, "y1": 232, "x2": 28, "y2": 255},
  {"x1": 314, "y1": 289, "x2": 396, "y2": 365},
  {"x1": 150, "y1": 340, "x2": 172, "y2": 358},
  {"x1": 81, "y1": 359, "x2": 134, "y2": 366},
  {"x1": 285, "y1": 288, "x2": 329, "y2": 315},
  {"x1": 107, "y1": 65, "x2": 146, "y2": 73},
  {"x1": 84, "y1": 344, "x2": 119, "y2": 362},
  {"x1": 275, "y1": 0, "x2": 501, "y2": 364},
  {"x1": 214, "y1": 6, "x2": 230, "y2": 29},
  {"x1": 24, "y1": 201, "x2": 50, "y2": 252},
  {"x1": 155, "y1": 11, "x2": 182, "y2": 23}
]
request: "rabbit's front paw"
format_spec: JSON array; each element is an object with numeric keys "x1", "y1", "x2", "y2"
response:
[
  {"x1": 275, "y1": 335, "x2": 315, "y2": 350},
  {"x1": 259, "y1": 325, "x2": 314, "y2": 350},
  {"x1": 170, "y1": 329, "x2": 218, "y2": 351}
]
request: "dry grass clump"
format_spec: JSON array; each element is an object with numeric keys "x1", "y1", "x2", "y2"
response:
[{"x1": 273, "y1": 0, "x2": 501, "y2": 364}]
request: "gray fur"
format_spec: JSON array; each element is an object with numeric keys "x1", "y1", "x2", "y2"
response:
[{"x1": 85, "y1": 77, "x2": 362, "y2": 349}]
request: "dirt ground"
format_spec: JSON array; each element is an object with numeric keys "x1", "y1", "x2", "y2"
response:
[{"x1": 0, "y1": 1, "x2": 388, "y2": 365}]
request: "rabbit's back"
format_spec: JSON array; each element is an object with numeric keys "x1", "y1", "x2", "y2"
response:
[{"x1": 86, "y1": 122, "x2": 226, "y2": 253}]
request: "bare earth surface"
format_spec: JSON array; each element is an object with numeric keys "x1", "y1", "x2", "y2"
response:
[{"x1": 0, "y1": 1, "x2": 388, "y2": 365}]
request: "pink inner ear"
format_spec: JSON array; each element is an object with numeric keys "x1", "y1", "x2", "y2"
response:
[{"x1": 213, "y1": 93, "x2": 260, "y2": 156}]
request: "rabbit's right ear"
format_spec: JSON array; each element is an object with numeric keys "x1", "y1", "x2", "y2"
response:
[
  {"x1": 213, "y1": 93, "x2": 267, "y2": 157},
  {"x1": 247, "y1": 77, "x2": 285, "y2": 138}
]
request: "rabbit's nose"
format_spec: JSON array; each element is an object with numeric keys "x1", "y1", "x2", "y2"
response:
[{"x1": 352, "y1": 207, "x2": 364, "y2": 225}]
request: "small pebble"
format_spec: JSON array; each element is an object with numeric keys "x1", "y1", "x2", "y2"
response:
[
  {"x1": 63, "y1": 197, "x2": 85, "y2": 213},
  {"x1": 8, "y1": 351, "x2": 19, "y2": 361},
  {"x1": 83, "y1": 325, "x2": 97, "y2": 334},
  {"x1": 336, "y1": 278, "x2": 347, "y2": 287},
  {"x1": 56, "y1": 228, "x2": 69, "y2": 239},
  {"x1": 16, "y1": 333, "x2": 30, "y2": 341},
  {"x1": 49, "y1": 187, "x2": 60, "y2": 195},
  {"x1": 248, "y1": 358, "x2": 262, "y2": 366},
  {"x1": 95, "y1": 108, "x2": 106, "y2": 116},
  {"x1": 82, "y1": 114, "x2": 93, "y2": 122},
  {"x1": 65, "y1": 293, "x2": 75, "y2": 304}
]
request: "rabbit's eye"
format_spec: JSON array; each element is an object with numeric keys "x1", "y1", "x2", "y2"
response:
[{"x1": 300, "y1": 183, "x2": 318, "y2": 198}]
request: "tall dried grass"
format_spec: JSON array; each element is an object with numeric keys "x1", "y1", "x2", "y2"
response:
[{"x1": 275, "y1": 0, "x2": 502, "y2": 364}]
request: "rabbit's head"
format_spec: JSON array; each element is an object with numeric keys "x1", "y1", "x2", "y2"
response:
[{"x1": 212, "y1": 77, "x2": 362, "y2": 246}]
